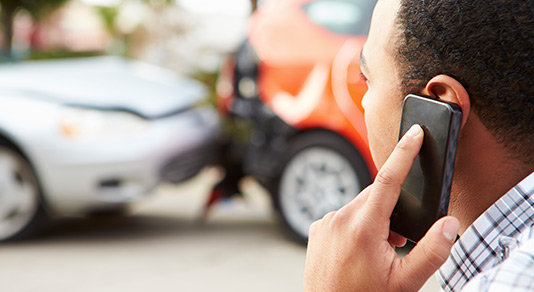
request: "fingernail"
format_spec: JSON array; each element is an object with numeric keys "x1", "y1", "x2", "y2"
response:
[
  {"x1": 442, "y1": 218, "x2": 460, "y2": 242},
  {"x1": 405, "y1": 124, "x2": 422, "y2": 138}
]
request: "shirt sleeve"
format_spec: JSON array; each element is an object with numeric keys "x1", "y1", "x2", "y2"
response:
[{"x1": 460, "y1": 237, "x2": 534, "y2": 292}]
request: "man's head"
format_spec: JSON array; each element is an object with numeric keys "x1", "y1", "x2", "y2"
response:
[
  {"x1": 395, "y1": 0, "x2": 533, "y2": 165},
  {"x1": 362, "y1": 0, "x2": 534, "y2": 168}
]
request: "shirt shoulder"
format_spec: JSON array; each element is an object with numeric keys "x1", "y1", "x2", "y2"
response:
[
  {"x1": 437, "y1": 172, "x2": 534, "y2": 292},
  {"x1": 460, "y1": 236, "x2": 534, "y2": 292}
]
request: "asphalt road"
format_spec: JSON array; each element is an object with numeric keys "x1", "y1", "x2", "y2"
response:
[{"x1": 0, "y1": 169, "x2": 440, "y2": 292}]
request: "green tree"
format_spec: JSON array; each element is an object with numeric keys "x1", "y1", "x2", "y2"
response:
[{"x1": 0, "y1": 0, "x2": 69, "y2": 59}]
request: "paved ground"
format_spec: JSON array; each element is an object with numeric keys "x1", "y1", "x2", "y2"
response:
[{"x1": 0, "y1": 169, "x2": 440, "y2": 292}]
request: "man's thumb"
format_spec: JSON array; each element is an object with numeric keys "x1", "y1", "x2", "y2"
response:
[{"x1": 397, "y1": 217, "x2": 459, "y2": 290}]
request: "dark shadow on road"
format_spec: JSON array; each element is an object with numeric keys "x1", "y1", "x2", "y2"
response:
[{"x1": 3, "y1": 212, "x2": 285, "y2": 247}]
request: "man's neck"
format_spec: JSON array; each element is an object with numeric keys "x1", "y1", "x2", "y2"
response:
[{"x1": 448, "y1": 116, "x2": 532, "y2": 235}]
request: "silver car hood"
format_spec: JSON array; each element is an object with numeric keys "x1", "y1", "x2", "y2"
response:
[{"x1": 0, "y1": 56, "x2": 207, "y2": 119}]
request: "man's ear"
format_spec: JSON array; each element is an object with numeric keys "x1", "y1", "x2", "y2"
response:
[{"x1": 421, "y1": 75, "x2": 470, "y2": 127}]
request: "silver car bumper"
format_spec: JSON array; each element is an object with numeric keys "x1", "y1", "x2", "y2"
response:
[{"x1": 26, "y1": 106, "x2": 220, "y2": 216}]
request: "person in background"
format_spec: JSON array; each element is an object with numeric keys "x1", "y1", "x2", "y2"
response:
[{"x1": 304, "y1": 0, "x2": 534, "y2": 291}]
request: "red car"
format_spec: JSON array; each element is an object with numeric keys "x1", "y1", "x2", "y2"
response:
[{"x1": 217, "y1": 0, "x2": 377, "y2": 243}]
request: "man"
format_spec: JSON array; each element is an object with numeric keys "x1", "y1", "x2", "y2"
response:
[{"x1": 304, "y1": 0, "x2": 533, "y2": 291}]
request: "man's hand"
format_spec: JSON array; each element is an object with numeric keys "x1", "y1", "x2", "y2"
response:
[{"x1": 304, "y1": 124, "x2": 460, "y2": 292}]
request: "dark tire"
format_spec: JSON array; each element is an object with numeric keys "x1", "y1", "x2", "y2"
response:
[
  {"x1": 269, "y1": 131, "x2": 372, "y2": 244},
  {"x1": 0, "y1": 142, "x2": 47, "y2": 242}
]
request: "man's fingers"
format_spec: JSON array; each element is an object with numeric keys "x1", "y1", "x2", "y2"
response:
[
  {"x1": 367, "y1": 124, "x2": 424, "y2": 218},
  {"x1": 388, "y1": 230, "x2": 407, "y2": 247},
  {"x1": 340, "y1": 184, "x2": 371, "y2": 214},
  {"x1": 396, "y1": 216, "x2": 459, "y2": 290}
]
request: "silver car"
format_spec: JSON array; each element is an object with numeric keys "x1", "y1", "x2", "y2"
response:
[{"x1": 0, "y1": 57, "x2": 220, "y2": 241}]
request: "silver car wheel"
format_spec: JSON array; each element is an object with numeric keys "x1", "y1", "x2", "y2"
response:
[
  {"x1": 0, "y1": 147, "x2": 39, "y2": 241},
  {"x1": 279, "y1": 146, "x2": 361, "y2": 239}
]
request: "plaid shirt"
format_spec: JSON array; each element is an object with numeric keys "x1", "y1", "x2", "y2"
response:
[{"x1": 437, "y1": 172, "x2": 534, "y2": 292}]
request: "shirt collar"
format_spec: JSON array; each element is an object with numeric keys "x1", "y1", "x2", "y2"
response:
[{"x1": 437, "y1": 172, "x2": 534, "y2": 292}]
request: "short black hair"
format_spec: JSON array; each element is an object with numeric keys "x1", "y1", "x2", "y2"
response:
[{"x1": 395, "y1": 0, "x2": 534, "y2": 164}]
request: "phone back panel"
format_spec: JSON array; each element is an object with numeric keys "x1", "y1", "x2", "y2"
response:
[{"x1": 390, "y1": 94, "x2": 462, "y2": 242}]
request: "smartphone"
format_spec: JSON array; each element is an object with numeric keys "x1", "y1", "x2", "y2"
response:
[{"x1": 389, "y1": 94, "x2": 462, "y2": 243}]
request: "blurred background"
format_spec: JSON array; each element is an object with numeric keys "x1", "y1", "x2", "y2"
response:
[
  {"x1": 1, "y1": 0, "x2": 249, "y2": 71},
  {"x1": 0, "y1": 0, "x2": 440, "y2": 291}
]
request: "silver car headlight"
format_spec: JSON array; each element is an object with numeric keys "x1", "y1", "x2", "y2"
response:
[{"x1": 59, "y1": 107, "x2": 149, "y2": 140}]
